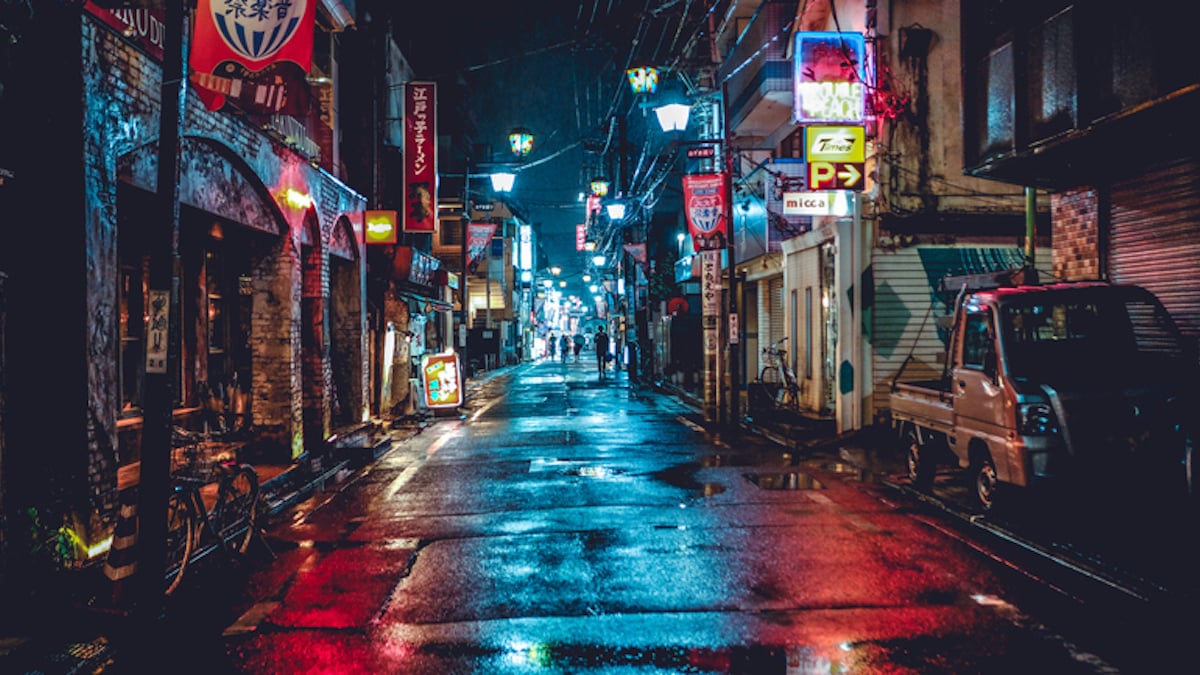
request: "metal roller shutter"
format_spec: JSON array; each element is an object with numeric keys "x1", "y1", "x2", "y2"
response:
[
  {"x1": 871, "y1": 245, "x2": 1046, "y2": 415},
  {"x1": 767, "y1": 276, "x2": 784, "y2": 348},
  {"x1": 1109, "y1": 158, "x2": 1200, "y2": 337}
]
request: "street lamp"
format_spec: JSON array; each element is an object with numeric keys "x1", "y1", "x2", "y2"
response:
[
  {"x1": 654, "y1": 102, "x2": 691, "y2": 132},
  {"x1": 490, "y1": 172, "x2": 516, "y2": 193},
  {"x1": 652, "y1": 93, "x2": 736, "y2": 425},
  {"x1": 605, "y1": 201, "x2": 626, "y2": 221}
]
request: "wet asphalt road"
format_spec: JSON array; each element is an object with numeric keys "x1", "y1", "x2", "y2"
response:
[{"x1": 119, "y1": 358, "x2": 1195, "y2": 673}]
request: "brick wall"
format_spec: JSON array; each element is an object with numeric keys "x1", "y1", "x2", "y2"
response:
[
  {"x1": 79, "y1": 19, "x2": 368, "y2": 484},
  {"x1": 1051, "y1": 188, "x2": 1101, "y2": 281}
]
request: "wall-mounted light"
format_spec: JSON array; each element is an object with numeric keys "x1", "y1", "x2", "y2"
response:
[
  {"x1": 605, "y1": 201, "x2": 626, "y2": 220},
  {"x1": 280, "y1": 187, "x2": 314, "y2": 209}
]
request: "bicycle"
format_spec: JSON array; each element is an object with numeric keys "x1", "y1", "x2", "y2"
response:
[
  {"x1": 164, "y1": 427, "x2": 262, "y2": 596},
  {"x1": 759, "y1": 337, "x2": 801, "y2": 413}
]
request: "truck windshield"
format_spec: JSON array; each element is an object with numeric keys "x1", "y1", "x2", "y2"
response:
[{"x1": 999, "y1": 288, "x2": 1188, "y2": 379}]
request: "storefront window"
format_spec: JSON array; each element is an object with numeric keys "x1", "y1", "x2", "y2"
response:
[{"x1": 119, "y1": 261, "x2": 145, "y2": 415}]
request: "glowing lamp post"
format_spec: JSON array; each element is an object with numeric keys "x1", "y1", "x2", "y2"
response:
[
  {"x1": 490, "y1": 172, "x2": 516, "y2": 193},
  {"x1": 654, "y1": 102, "x2": 691, "y2": 132},
  {"x1": 605, "y1": 201, "x2": 626, "y2": 221}
]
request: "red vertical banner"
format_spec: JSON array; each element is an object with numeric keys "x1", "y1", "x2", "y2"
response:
[
  {"x1": 682, "y1": 173, "x2": 728, "y2": 251},
  {"x1": 189, "y1": 0, "x2": 316, "y2": 114},
  {"x1": 404, "y1": 82, "x2": 438, "y2": 233},
  {"x1": 576, "y1": 224, "x2": 588, "y2": 251},
  {"x1": 466, "y1": 222, "x2": 498, "y2": 266}
]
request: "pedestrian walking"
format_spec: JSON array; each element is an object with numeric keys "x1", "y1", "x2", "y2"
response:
[
  {"x1": 547, "y1": 333, "x2": 557, "y2": 360},
  {"x1": 594, "y1": 325, "x2": 610, "y2": 378},
  {"x1": 560, "y1": 334, "x2": 570, "y2": 363},
  {"x1": 572, "y1": 333, "x2": 585, "y2": 362}
]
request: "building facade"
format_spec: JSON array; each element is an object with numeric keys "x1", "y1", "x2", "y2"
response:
[{"x1": 0, "y1": 2, "x2": 373, "y2": 591}]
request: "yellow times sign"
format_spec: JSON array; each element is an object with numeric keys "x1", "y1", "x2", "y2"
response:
[{"x1": 805, "y1": 125, "x2": 865, "y2": 163}]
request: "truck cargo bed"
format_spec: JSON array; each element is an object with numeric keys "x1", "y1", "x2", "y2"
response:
[{"x1": 889, "y1": 379, "x2": 954, "y2": 434}]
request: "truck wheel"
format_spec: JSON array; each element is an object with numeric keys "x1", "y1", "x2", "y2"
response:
[
  {"x1": 971, "y1": 455, "x2": 999, "y2": 511},
  {"x1": 905, "y1": 426, "x2": 935, "y2": 491}
]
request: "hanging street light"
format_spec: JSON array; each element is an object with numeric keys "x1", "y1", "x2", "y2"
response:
[
  {"x1": 508, "y1": 127, "x2": 535, "y2": 158},
  {"x1": 490, "y1": 172, "x2": 516, "y2": 192},
  {"x1": 605, "y1": 201, "x2": 626, "y2": 221},
  {"x1": 654, "y1": 102, "x2": 691, "y2": 132}
]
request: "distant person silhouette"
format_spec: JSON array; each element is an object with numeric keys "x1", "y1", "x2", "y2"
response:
[{"x1": 594, "y1": 326, "x2": 610, "y2": 378}]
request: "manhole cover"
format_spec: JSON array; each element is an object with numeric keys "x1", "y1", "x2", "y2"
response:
[{"x1": 744, "y1": 472, "x2": 824, "y2": 490}]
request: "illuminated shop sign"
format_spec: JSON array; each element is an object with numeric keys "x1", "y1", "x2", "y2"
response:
[
  {"x1": 793, "y1": 31, "x2": 866, "y2": 124},
  {"x1": 365, "y1": 210, "x2": 398, "y2": 245},
  {"x1": 421, "y1": 352, "x2": 462, "y2": 409}
]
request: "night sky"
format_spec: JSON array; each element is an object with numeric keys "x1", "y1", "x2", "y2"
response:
[{"x1": 394, "y1": 1, "x2": 697, "y2": 284}]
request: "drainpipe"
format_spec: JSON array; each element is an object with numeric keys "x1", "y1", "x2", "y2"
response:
[{"x1": 1025, "y1": 186, "x2": 1036, "y2": 269}]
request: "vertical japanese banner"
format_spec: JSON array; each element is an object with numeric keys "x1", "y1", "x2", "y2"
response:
[
  {"x1": 682, "y1": 173, "x2": 728, "y2": 251},
  {"x1": 404, "y1": 82, "x2": 438, "y2": 233},
  {"x1": 189, "y1": 0, "x2": 316, "y2": 114},
  {"x1": 466, "y1": 222, "x2": 498, "y2": 266},
  {"x1": 576, "y1": 224, "x2": 588, "y2": 251}
]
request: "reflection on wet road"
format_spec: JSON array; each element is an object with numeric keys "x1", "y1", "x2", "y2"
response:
[{"x1": 221, "y1": 360, "x2": 1151, "y2": 673}]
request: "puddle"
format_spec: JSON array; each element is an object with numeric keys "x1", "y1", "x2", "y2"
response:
[
  {"x1": 744, "y1": 472, "x2": 825, "y2": 490},
  {"x1": 563, "y1": 465, "x2": 626, "y2": 479},
  {"x1": 652, "y1": 463, "x2": 727, "y2": 498},
  {"x1": 702, "y1": 452, "x2": 793, "y2": 467}
]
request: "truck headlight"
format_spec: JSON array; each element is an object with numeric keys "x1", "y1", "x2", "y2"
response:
[{"x1": 1017, "y1": 403, "x2": 1059, "y2": 436}]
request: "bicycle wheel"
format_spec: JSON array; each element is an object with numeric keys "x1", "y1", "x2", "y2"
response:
[
  {"x1": 760, "y1": 366, "x2": 782, "y2": 384},
  {"x1": 213, "y1": 464, "x2": 259, "y2": 555},
  {"x1": 164, "y1": 488, "x2": 198, "y2": 596}
]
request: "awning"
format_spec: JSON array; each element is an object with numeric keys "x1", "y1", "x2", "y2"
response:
[{"x1": 399, "y1": 291, "x2": 452, "y2": 313}]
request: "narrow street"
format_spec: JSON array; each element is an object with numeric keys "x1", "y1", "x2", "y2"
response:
[{"x1": 109, "y1": 357, "x2": 1184, "y2": 674}]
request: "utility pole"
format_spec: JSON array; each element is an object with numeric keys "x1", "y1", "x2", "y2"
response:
[
  {"x1": 136, "y1": 0, "x2": 187, "y2": 621},
  {"x1": 460, "y1": 171, "x2": 470, "y2": 375},
  {"x1": 722, "y1": 82, "x2": 739, "y2": 428}
]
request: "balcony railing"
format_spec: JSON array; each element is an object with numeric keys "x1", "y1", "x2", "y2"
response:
[{"x1": 718, "y1": 0, "x2": 794, "y2": 140}]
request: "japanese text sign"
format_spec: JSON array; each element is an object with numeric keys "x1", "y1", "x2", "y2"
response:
[{"x1": 404, "y1": 82, "x2": 438, "y2": 233}]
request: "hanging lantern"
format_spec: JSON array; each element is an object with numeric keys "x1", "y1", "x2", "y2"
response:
[
  {"x1": 508, "y1": 127, "x2": 535, "y2": 158},
  {"x1": 590, "y1": 177, "x2": 611, "y2": 197},
  {"x1": 625, "y1": 65, "x2": 659, "y2": 94}
]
